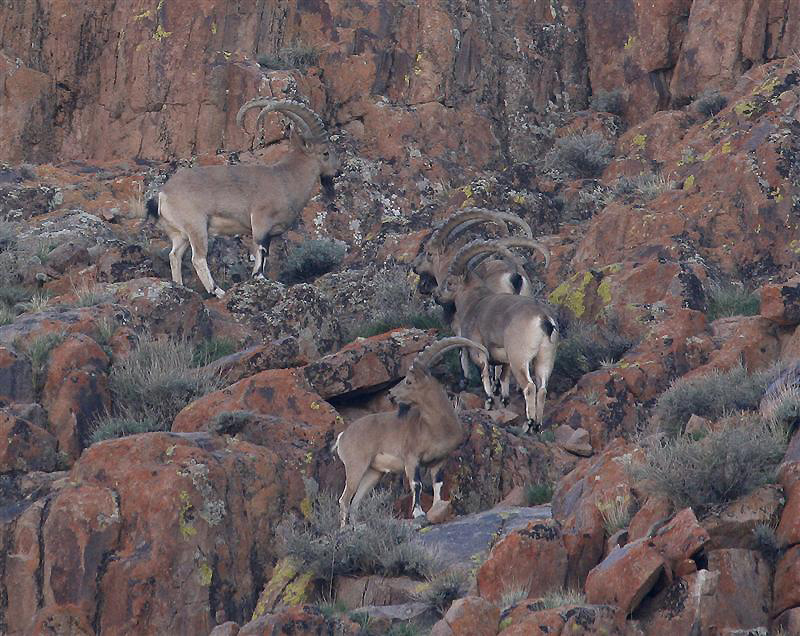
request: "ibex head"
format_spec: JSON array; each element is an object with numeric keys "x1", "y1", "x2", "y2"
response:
[
  {"x1": 412, "y1": 209, "x2": 532, "y2": 295},
  {"x1": 389, "y1": 336, "x2": 489, "y2": 413},
  {"x1": 237, "y1": 97, "x2": 340, "y2": 198}
]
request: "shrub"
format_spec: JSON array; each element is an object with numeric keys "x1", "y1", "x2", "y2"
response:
[
  {"x1": 632, "y1": 414, "x2": 787, "y2": 512},
  {"x1": 545, "y1": 133, "x2": 614, "y2": 179},
  {"x1": 752, "y1": 521, "x2": 781, "y2": 564},
  {"x1": 279, "y1": 239, "x2": 346, "y2": 284},
  {"x1": 93, "y1": 334, "x2": 223, "y2": 440},
  {"x1": 258, "y1": 42, "x2": 320, "y2": 70},
  {"x1": 550, "y1": 318, "x2": 632, "y2": 393},
  {"x1": 611, "y1": 172, "x2": 677, "y2": 202},
  {"x1": 694, "y1": 90, "x2": 728, "y2": 118},
  {"x1": 414, "y1": 568, "x2": 469, "y2": 616},
  {"x1": 529, "y1": 588, "x2": 586, "y2": 610},
  {"x1": 590, "y1": 89, "x2": 624, "y2": 115},
  {"x1": 525, "y1": 481, "x2": 554, "y2": 505},
  {"x1": 762, "y1": 384, "x2": 800, "y2": 433},
  {"x1": 279, "y1": 489, "x2": 439, "y2": 588},
  {"x1": 654, "y1": 364, "x2": 777, "y2": 436},
  {"x1": 595, "y1": 493, "x2": 634, "y2": 535},
  {"x1": 22, "y1": 332, "x2": 66, "y2": 394},
  {"x1": 192, "y1": 336, "x2": 238, "y2": 367},
  {"x1": 705, "y1": 281, "x2": 759, "y2": 321}
]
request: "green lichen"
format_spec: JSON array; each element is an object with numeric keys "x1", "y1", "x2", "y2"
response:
[
  {"x1": 178, "y1": 491, "x2": 197, "y2": 539},
  {"x1": 198, "y1": 561, "x2": 213, "y2": 586}
]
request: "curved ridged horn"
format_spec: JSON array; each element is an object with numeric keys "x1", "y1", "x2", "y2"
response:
[
  {"x1": 237, "y1": 98, "x2": 328, "y2": 142},
  {"x1": 411, "y1": 336, "x2": 489, "y2": 370},
  {"x1": 428, "y1": 209, "x2": 532, "y2": 250},
  {"x1": 448, "y1": 237, "x2": 551, "y2": 277}
]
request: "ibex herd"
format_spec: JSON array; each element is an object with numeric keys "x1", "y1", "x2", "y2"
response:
[{"x1": 147, "y1": 96, "x2": 559, "y2": 523}]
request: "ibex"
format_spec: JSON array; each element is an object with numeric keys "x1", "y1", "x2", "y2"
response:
[
  {"x1": 145, "y1": 98, "x2": 339, "y2": 297},
  {"x1": 412, "y1": 208, "x2": 534, "y2": 296},
  {"x1": 333, "y1": 336, "x2": 490, "y2": 526},
  {"x1": 436, "y1": 241, "x2": 558, "y2": 431}
]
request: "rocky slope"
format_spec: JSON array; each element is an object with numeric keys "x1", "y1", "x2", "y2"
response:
[{"x1": 1, "y1": 1, "x2": 800, "y2": 635}]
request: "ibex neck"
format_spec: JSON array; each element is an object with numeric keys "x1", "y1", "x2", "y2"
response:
[
  {"x1": 418, "y1": 389, "x2": 464, "y2": 440},
  {"x1": 280, "y1": 151, "x2": 321, "y2": 212}
]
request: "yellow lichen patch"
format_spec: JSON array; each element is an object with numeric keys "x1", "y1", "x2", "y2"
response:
[
  {"x1": 211, "y1": 21, "x2": 217, "y2": 34},
  {"x1": 789, "y1": 239, "x2": 800, "y2": 255},
  {"x1": 754, "y1": 75, "x2": 780, "y2": 97},
  {"x1": 283, "y1": 571, "x2": 314, "y2": 605},
  {"x1": 198, "y1": 561, "x2": 213, "y2": 586},
  {"x1": 721, "y1": 141, "x2": 732, "y2": 154},
  {"x1": 178, "y1": 491, "x2": 197, "y2": 539},
  {"x1": 299, "y1": 495, "x2": 313, "y2": 520},
  {"x1": 631, "y1": 134, "x2": 647, "y2": 151},
  {"x1": 597, "y1": 277, "x2": 613, "y2": 306},
  {"x1": 683, "y1": 174, "x2": 696, "y2": 190},
  {"x1": 548, "y1": 271, "x2": 595, "y2": 318},
  {"x1": 153, "y1": 24, "x2": 172, "y2": 41},
  {"x1": 165, "y1": 444, "x2": 176, "y2": 457},
  {"x1": 253, "y1": 558, "x2": 301, "y2": 620},
  {"x1": 624, "y1": 35, "x2": 635, "y2": 50},
  {"x1": 511, "y1": 193, "x2": 526, "y2": 204},
  {"x1": 734, "y1": 100, "x2": 757, "y2": 117},
  {"x1": 134, "y1": 9, "x2": 151, "y2": 20}
]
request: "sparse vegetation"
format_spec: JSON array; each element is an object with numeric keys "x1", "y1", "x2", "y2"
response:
[
  {"x1": 633, "y1": 413, "x2": 787, "y2": 512},
  {"x1": 279, "y1": 488, "x2": 440, "y2": 589},
  {"x1": 762, "y1": 384, "x2": 800, "y2": 434},
  {"x1": 348, "y1": 268, "x2": 445, "y2": 340},
  {"x1": 22, "y1": 332, "x2": 67, "y2": 394},
  {"x1": 544, "y1": 132, "x2": 614, "y2": 179},
  {"x1": 93, "y1": 317, "x2": 119, "y2": 353},
  {"x1": 499, "y1": 585, "x2": 529, "y2": 611},
  {"x1": 595, "y1": 493, "x2": 633, "y2": 535},
  {"x1": 414, "y1": 568, "x2": 469, "y2": 616},
  {"x1": 192, "y1": 336, "x2": 238, "y2": 367},
  {"x1": 525, "y1": 481, "x2": 554, "y2": 505},
  {"x1": 70, "y1": 281, "x2": 113, "y2": 308},
  {"x1": 705, "y1": 281, "x2": 759, "y2": 321},
  {"x1": 89, "y1": 415, "x2": 162, "y2": 445},
  {"x1": 279, "y1": 239, "x2": 346, "y2": 284},
  {"x1": 19, "y1": 292, "x2": 51, "y2": 314},
  {"x1": 257, "y1": 41, "x2": 320, "y2": 71},
  {"x1": 611, "y1": 172, "x2": 678, "y2": 202},
  {"x1": 590, "y1": 89, "x2": 624, "y2": 115},
  {"x1": 90, "y1": 334, "x2": 223, "y2": 442},
  {"x1": 693, "y1": 90, "x2": 728, "y2": 118},
  {"x1": 529, "y1": 588, "x2": 586, "y2": 610},
  {"x1": 753, "y1": 521, "x2": 781, "y2": 564},
  {"x1": 210, "y1": 410, "x2": 256, "y2": 434},
  {"x1": 654, "y1": 364, "x2": 778, "y2": 436},
  {"x1": 550, "y1": 317, "x2": 632, "y2": 393}
]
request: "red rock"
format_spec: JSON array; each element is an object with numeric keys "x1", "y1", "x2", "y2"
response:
[
  {"x1": 496, "y1": 606, "x2": 565, "y2": 636},
  {"x1": 28, "y1": 604, "x2": 93, "y2": 636},
  {"x1": 554, "y1": 425, "x2": 593, "y2": 456},
  {"x1": 627, "y1": 496, "x2": 673, "y2": 542},
  {"x1": 334, "y1": 575, "x2": 419, "y2": 610},
  {"x1": 41, "y1": 335, "x2": 108, "y2": 406},
  {"x1": 704, "y1": 484, "x2": 784, "y2": 549},
  {"x1": 0, "y1": 345, "x2": 34, "y2": 404},
  {"x1": 773, "y1": 545, "x2": 800, "y2": 618},
  {"x1": 0, "y1": 53, "x2": 53, "y2": 164},
  {"x1": 303, "y1": 328, "x2": 436, "y2": 399},
  {"x1": 698, "y1": 316, "x2": 781, "y2": 373},
  {"x1": 773, "y1": 607, "x2": 800, "y2": 635},
  {"x1": 637, "y1": 569, "x2": 719, "y2": 635},
  {"x1": 208, "y1": 622, "x2": 240, "y2": 636},
  {"x1": 778, "y1": 478, "x2": 800, "y2": 548},
  {"x1": 650, "y1": 508, "x2": 710, "y2": 574},
  {"x1": 584, "y1": 538, "x2": 665, "y2": 614},
  {"x1": 430, "y1": 596, "x2": 499, "y2": 636},
  {"x1": 208, "y1": 340, "x2": 308, "y2": 384},
  {"x1": 238, "y1": 605, "x2": 359, "y2": 636},
  {"x1": 477, "y1": 519, "x2": 567, "y2": 604},
  {"x1": 704, "y1": 549, "x2": 770, "y2": 631},
  {"x1": 426, "y1": 499, "x2": 453, "y2": 524},
  {"x1": 0, "y1": 409, "x2": 58, "y2": 473},
  {"x1": 760, "y1": 276, "x2": 800, "y2": 326}
]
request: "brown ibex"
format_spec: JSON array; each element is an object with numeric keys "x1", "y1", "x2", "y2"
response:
[
  {"x1": 436, "y1": 240, "x2": 558, "y2": 430},
  {"x1": 145, "y1": 98, "x2": 339, "y2": 297},
  {"x1": 333, "y1": 336, "x2": 490, "y2": 526}
]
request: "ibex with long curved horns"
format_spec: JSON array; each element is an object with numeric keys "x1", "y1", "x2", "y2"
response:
[
  {"x1": 333, "y1": 336, "x2": 490, "y2": 526},
  {"x1": 145, "y1": 98, "x2": 339, "y2": 297}
]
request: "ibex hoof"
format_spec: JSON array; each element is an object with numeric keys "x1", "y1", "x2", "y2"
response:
[
  {"x1": 253, "y1": 273, "x2": 266, "y2": 281},
  {"x1": 501, "y1": 397, "x2": 510, "y2": 407},
  {"x1": 213, "y1": 287, "x2": 226, "y2": 299},
  {"x1": 484, "y1": 398, "x2": 494, "y2": 410}
]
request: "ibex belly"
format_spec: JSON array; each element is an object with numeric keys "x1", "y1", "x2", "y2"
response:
[
  {"x1": 372, "y1": 453, "x2": 405, "y2": 473},
  {"x1": 209, "y1": 215, "x2": 251, "y2": 235}
]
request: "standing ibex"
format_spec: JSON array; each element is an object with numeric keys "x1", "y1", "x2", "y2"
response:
[
  {"x1": 412, "y1": 208, "x2": 534, "y2": 295},
  {"x1": 333, "y1": 337, "x2": 490, "y2": 526},
  {"x1": 436, "y1": 240, "x2": 558, "y2": 431},
  {"x1": 145, "y1": 98, "x2": 339, "y2": 297}
]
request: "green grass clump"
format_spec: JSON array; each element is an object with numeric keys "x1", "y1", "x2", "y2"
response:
[
  {"x1": 589, "y1": 89, "x2": 624, "y2": 115},
  {"x1": 632, "y1": 414, "x2": 787, "y2": 512},
  {"x1": 192, "y1": 336, "x2": 239, "y2": 367},
  {"x1": 279, "y1": 239, "x2": 346, "y2": 285},
  {"x1": 529, "y1": 588, "x2": 586, "y2": 610},
  {"x1": 654, "y1": 364, "x2": 777, "y2": 436},
  {"x1": 414, "y1": 569, "x2": 469, "y2": 616},
  {"x1": 693, "y1": 89, "x2": 728, "y2": 118},
  {"x1": 525, "y1": 481, "x2": 554, "y2": 505},
  {"x1": 22, "y1": 332, "x2": 67, "y2": 394},
  {"x1": 705, "y1": 282, "x2": 759, "y2": 321},
  {"x1": 89, "y1": 415, "x2": 162, "y2": 445},
  {"x1": 89, "y1": 334, "x2": 223, "y2": 443}
]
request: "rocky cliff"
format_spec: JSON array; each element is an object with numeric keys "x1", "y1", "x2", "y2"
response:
[{"x1": 2, "y1": 1, "x2": 800, "y2": 635}]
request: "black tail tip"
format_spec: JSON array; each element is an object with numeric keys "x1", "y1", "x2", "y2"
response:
[
  {"x1": 511, "y1": 272, "x2": 524, "y2": 294},
  {"x1": 145, "y1": 197, "x2": 159, "y2": 221}
]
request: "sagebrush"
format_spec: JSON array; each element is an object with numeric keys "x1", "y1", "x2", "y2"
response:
[
  {"x1": 279, "y1": 239, "x2": 346, "y2": 284},
  {"x1": 544, "y1": 133, "x2": 614, "y2": 179},
  {"x1": 705, "y1": 281, "x2": 759, "y2": 321}
]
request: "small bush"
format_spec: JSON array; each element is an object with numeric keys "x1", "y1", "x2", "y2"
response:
[
  {"x1": 279, "y1": 489, "x2": 439, "y2": 588},
  {"x1": 545, "y1": 133, "x2": 614, "y2": 179},
  {"x1": 210, "y1": 410, "x2": 256, "y2": 435},
  {"x1": 22, "y1": 332, "x2": 66, "y2": 394},
  {"x1": 414, "y1": 568, "x2": 469, "y2": 616},
  {"x1": 654, "y1": 365, "x2": 777, "y2": 436},
  {"x1": 19, "y1": 292, "x2": 51, "y2": 314},
  {"x1": 71, "y1": 282, "x2": 113, "y2": 308},
  {"x1": 279, "y1": 239, "x2": 346, "y2": 284},
  {"x1": 694, "y1": 90, "x2": 728, "y2": 118},
  {"x1": 632, "y1": 414, "x2": 787, "y2": 512},
  {"x1": 752, "y1": 521, "x2": 781, "y2": 564},
  {"x1": 595, "y1": 493, "x2": 634, "y2": 535},
  {"x1": 590, "y1": 89, "x2": 624, "y2": 115},
  {"x1": 706, "y1": 281, "x2": 759, "y2": 321},
  {"x1": 192, "y1": 336, "x2": 238, "y2": 367},
  {"x1": 525, "y1": 481, "x2": 554, "y2": 505},
  {"x1": 99, "y1": 334, "x2": 223, "y2": 435},
  {"x1": 89, "y1": 414, "x2": 161, "y2": 445},
  {"x1": 550, "y1": 318, "x2": 632, "y2": 393},
  {"x1": 529, "y1": 588, "x2": 586, "y2": 610},
  {"x1": 258, "y1": 42, "x2": 320, "y2": 70}
]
